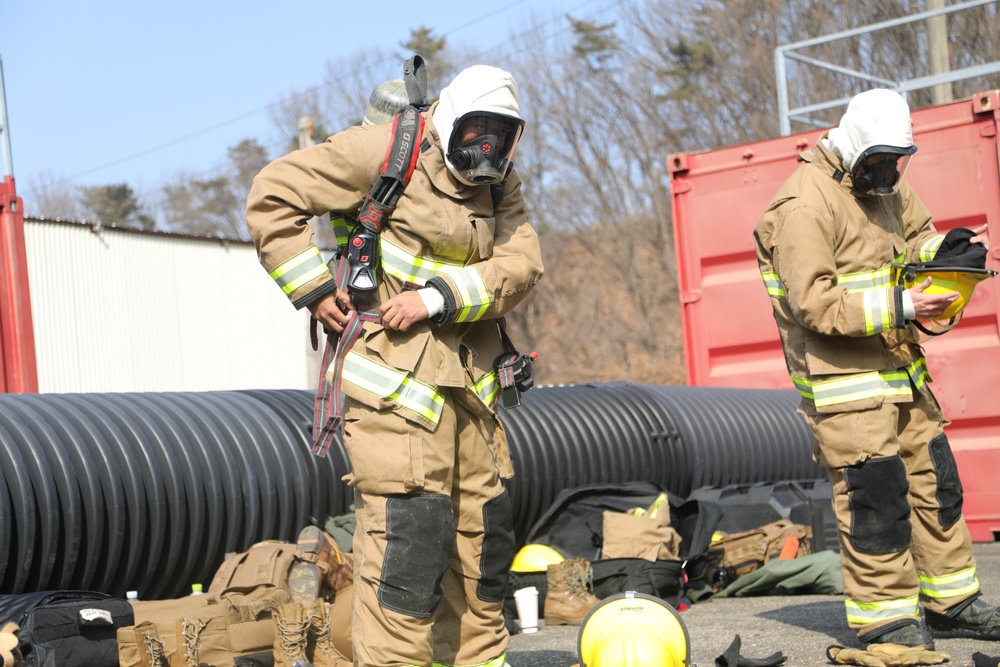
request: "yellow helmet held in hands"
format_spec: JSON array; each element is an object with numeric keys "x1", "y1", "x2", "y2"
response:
[
  {"x1": 510, "y1": 544, "x2": 565, "y2": 573},
  {"x1": 578, "y1": 592, "x2": 691, "y2": 667},
  {"x1": 895, "y1": 263, "x2": 997, "y2": 335}
]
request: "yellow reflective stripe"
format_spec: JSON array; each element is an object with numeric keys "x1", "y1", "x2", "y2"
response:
[
  {"x1": 330, "y1": 216, "x2": 350, "y2": 248},
  {"x1": 434, "y1": 652, "x2": 508, "y2": 667},
  {"x1": 451, "y1": 267, "x2": 491, "y2": 322},
  {"x1": 809, "y1": 371, "x2": 912, "y2": 408},
  {"x1": 839, "y1": 266, "x2": 894, "y2": 292},
  {"x1": 761, "y1": 271, "x2": 785, "y2": 297},
  {"x1": 863, "y1": 289, "x2": 892, "y2": 335},
  {"x1": 845, "y1": 596, "x2": 919, "y2": 624},
  {"x1": 379, "y1": 238, "x2": 492, "y2": 321},
  {"x1": 920, "y1": 234, "x2": 945, "y2": 262},
  {"x1": 381, "y1": 237, "x2": 463, "y2": 285},
  {"x1": 791, "y1": 375, "x2": 813, "y2": 400},
  {"x1": 472, "y1": 369, "x2": 500, "y2": 407},
  {"x1": 907, "y1": 357, "x2": 930, "y2": 390},
  {"x1": 341, "y1": 352, "x2": 444, "y2": 424},
  {"x1": 918, "y1": 566, "x2": 979, "y2": 599},
  {"x1": 269, "y1": 246, "x2": 328, "y2": 295}
]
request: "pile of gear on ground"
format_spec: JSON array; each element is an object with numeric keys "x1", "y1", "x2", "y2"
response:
[{"x1": 1, "y1": 479, "x2": 994, "y2": 666}]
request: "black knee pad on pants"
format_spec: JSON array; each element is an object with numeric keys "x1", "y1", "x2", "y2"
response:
[
  {"x1": 478, "y1": 490, "x2": 515, "y2": 602},
  {"x1": 929, "y1": 433, "x2": 964, "y2": 528},
  {"x1": 379, "y1": 493, "x2": 454, "y2": 617},
  {"x1": 844, "y1": 455, "x2": 911, "y2": 554}
]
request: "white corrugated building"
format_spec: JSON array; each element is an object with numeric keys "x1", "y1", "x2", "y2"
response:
[{"x1": 23, "y1": 217, "x2": 323, "y2": 393}]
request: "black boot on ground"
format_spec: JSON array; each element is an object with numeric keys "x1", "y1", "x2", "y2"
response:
[
  {"x1": 926, "y1": 594, "x2": 1000, "y2": 639},
  {"x1": 858, "y1": 618, "x2": 935, "y2": 650}
]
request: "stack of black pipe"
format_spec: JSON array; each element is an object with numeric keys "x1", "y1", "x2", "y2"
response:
[{"x1": 0, "y1": 383, "x2": 819, "y2": 599}]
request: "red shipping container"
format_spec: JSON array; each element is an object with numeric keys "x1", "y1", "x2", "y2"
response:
[{"x1": 669, "y1": 90, "x2": 1000, "y2": 541}]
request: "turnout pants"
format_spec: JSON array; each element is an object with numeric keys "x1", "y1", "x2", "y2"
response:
[
  {"x1": 343, "y1": 389, "x2": 514, "y2": 667},
  {"x1": 805, "y1": 385, "x2": 979, "y2": 638}
]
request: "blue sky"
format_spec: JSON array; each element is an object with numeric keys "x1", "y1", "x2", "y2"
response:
[{"x1": 1, "y1": 0, "x2": 609, "y2": 209}]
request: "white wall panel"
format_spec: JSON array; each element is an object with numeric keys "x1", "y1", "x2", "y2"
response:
[{"x1": 23, "y1": 220, "x2": 317, "y2": 393}]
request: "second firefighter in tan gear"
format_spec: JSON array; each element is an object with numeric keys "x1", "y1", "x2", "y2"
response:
[{"x1": 754, "y1": 88, "x2": 999, "y2": 648}]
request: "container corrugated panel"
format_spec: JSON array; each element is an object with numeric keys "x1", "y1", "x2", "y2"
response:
[
  {"x1": 23, "y1": 220, "x2": 315, "y2": 393},
  {"x1": 668, "y1": 90, "x2": 1000, "y2": 541}
]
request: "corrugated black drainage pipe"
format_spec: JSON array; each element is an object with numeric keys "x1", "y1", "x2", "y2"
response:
[{"x1": 0, "y1": 383, "x2": 818, "y2": 598}]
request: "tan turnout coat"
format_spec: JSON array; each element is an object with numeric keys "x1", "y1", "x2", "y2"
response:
[
  {"x1": 246, "y1": 103, "x2": 543, "y2": 435},
  {"x1": 753, "y1": 136, "x2": 942, "y2": 416}
]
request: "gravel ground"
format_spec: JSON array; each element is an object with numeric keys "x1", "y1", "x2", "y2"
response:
[{"x1": 507, "y1": 542, "x2": 1000, "y2": 667}]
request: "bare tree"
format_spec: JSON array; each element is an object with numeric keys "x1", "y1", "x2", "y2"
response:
[{"x1": 23, "y1": 170, "x2": 84, "y2": 220}]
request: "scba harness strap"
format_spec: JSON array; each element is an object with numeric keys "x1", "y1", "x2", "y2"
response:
[
  {"x1": 311, "y1": 106, "x2": 425, "y2": 457},
  {"x1": 311, "y1": 55, "x2": 525, "y2": 456}
]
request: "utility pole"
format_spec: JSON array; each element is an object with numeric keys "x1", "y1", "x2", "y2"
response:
[
  {"x1": 0, "y1": 54, "x2": 39, "y2": 393},
  {"x1": 927, "y1": 0, "x2": 954, "y2": 104}
]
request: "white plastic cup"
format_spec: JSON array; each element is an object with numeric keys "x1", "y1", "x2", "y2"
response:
[{"x1": 513, "y1": 586, "x2": 540, "y2": 633}]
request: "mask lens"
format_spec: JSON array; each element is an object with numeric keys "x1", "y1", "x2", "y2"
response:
[
  {"x1": 456, "y1": 115, "x2": 521, "y2": 155},
  {"x1": 852, "y1": 145, "x2": 916, "y2": 196},
  {"x1": 449, "y1": 112, "x2": 525, "y2": 184}
]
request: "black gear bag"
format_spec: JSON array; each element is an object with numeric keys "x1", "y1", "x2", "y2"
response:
[{"x1": 0, "y1": 590, "x2": 133, "y2": 667}]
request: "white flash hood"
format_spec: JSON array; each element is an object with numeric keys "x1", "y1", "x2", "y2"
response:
[
  {"x1": 433, "y1": 65, "x2": 524, "y2": 185},
  {"x1": 824, "y1": 88, "x2": 915, "y2": 172}
]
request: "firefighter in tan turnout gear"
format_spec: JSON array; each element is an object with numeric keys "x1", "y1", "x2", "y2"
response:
[
  {"x1": 246, "y1": 65, "x2": 543, "y2": 667},
  {"x1": 754, "y1": 88, "x2": 998, "y2": 649}
]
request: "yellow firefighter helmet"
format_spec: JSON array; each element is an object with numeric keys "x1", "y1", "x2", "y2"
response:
[
  {"x1": 510, "y1": 544, "x2": 565, "y2": 573},
  {"x1": 897, "y1": 266, "x2": 996, "y2": 320},
  {"x1": 578, "y1": 592, "x2": 691, "y2": 667}
]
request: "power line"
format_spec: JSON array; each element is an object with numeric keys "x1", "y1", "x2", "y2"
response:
[{"x1": 27, "y1": 0, "x2": 618, "y2": 202}]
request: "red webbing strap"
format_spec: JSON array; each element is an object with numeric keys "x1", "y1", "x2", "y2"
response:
[
  {"x1": 311, "y1": 255, "x2": 379, "y2": 457},
  {"x1": 313, "y1": 109, "x2": 424, "y2": 456},
  {"x1": 356, "y1": 107, "x2": 425, "y2": 234}
]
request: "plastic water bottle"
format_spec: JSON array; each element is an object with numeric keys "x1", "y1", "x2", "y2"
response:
[{"x1": 190, "y1": 583, "x2": 204, "y2": 596}]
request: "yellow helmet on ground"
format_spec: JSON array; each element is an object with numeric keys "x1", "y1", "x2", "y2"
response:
[
  {"x1": 578, "y1": 592, "x2": 691, "y2": 667},
  {"x1": 510, "y1": 544, "x2": 564, "y2": 573}
]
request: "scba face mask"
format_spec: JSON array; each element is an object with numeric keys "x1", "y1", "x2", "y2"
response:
[
  {"x1": 852, "y1": 145, "x2": 916, "y2": 196},
  {"x1": 448, "y1": 111, "x2": 524, "y2": 185}
]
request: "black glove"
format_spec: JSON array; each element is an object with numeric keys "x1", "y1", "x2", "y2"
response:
[
  {"x1": 912, "y1": 227, "x2": 987, "y2": 270},
  {"x1": 716, "y1": 635, "x2": 787, "y2": 667},
  {"x1": 973, "y1": 651, "x2": 1000, "y2": 667}
]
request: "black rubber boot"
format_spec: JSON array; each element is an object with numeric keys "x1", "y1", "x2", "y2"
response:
[
  {"x1": 858, "y1": 618, "x2": 935, "y2": 650},
  {"x1": 926, "y1": 594, "x2": 1000, "y2": 638}
]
